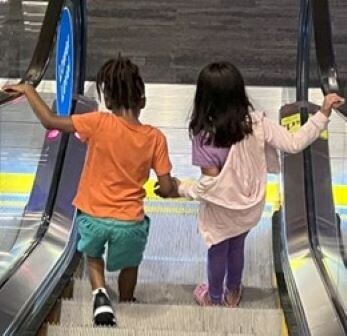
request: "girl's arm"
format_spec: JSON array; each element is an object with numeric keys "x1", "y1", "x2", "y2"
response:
[
  {"x1": 178, "y1": 167, "x2": 219, "y2": 200},
  {"x1": 3, "y1": 84, "x2": 76, "y2": 132},
  {"x1": 263, "y1": 93, "x2": 344, "y2": 153},
  {"x1": 178, "y1": 174, "x2": 216, "y2": 200}
]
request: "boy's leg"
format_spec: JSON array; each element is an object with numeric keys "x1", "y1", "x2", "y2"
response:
[
  {"x1": 87, "y1": 256, "x2": 106, "y2": 290},
  {"x1": 118, "y1": 266, "x2": 138, "y2": 301},
  {"x1": 109, "y1": 217, "x2": 150, "y2": 302},
  {"x1": 207, "y1": 239, "x2": 229, "y2": 304},
  {"x1": 225, "y1": 231, "x2": 248, "y2": 291},
  {"x1": 88, "y1": 257, "x2": 116, "y2": 326},
  {"x1": 76, "y1": 213, "x2": 116, "y2": 326}
]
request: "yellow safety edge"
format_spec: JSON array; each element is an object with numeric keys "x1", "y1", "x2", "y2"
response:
[{"x1": 0, "y1": 173, "x2": 346, "y2": 206}]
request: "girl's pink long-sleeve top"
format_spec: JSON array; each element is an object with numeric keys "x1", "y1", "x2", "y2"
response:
[{"x1": 178, "y1": 111, "x2": 329, "y2": 247}]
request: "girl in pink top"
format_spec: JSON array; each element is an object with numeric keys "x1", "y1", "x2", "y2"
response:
[{"x1": 158, "y1": 62, "x2": 344, "y2": 307}]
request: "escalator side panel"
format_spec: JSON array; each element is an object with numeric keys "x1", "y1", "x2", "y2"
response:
[
  {"x1": 309, "y1": 131, "x2": 347, "y2": 328},
  {"x1": 0, "y1": 97, "x2": 96, "y2": 335},
  {"x1": 280, "y1": 103, "x2": 344, "y2": 335}
]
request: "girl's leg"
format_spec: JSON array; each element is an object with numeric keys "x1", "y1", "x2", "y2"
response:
[
  {"x1": 207, "y1": 239, "x2": 229, "y2": 304},
  {"x1": 225, "y1": 231, "x2": 248, "y2": 291},
  {"x1": 118, "y1": 266, "x2": 138, "y2": 301},
  {"x1": 87, "y1": 256, "x2": 106, "y2": 290}
]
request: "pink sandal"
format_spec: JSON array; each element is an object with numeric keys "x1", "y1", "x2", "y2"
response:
[
  {"x1": 193, "y1": 284, "x2": 213, "y2": 306},
  {"x1": 224, "y1": 286, "x2": 243, "y2": 308}
]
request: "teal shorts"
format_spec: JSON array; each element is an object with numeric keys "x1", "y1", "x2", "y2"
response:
[{"x1": 76, "y1": 212, "x2": 150, "y2": 272}]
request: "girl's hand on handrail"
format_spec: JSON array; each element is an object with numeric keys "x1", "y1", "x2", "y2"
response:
[{"x1": 321, "y1": 93, "x2": 345, "y2": 117}]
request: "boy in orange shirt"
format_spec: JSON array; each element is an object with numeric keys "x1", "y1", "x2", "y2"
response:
[{"x1": 5, "y1": 56, "x2": 177, "y2": 326}]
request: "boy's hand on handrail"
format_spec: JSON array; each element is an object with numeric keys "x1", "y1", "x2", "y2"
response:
[
  {"x1": 2, "y1": 83, "x2": 30, "y2": 94},
  {"x1": 321, "y1": 93, "x2": 345, "y2": 117},
  {"x1": 2, "y1": 83, "x2": 75, "y2": 132}
]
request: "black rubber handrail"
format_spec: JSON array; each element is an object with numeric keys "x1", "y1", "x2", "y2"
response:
[
  {"x1": 296, "y1": 0, "x2": 311, "y2": 102},
  {"x1": 0, "y1": 0, "x2": 65, "y2": 105},
  {"x1": 311, "y1": 0, "x2": 347, "y2": 117}
]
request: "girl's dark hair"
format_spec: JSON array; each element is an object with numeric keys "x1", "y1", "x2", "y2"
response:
[
  {"x1": 96, "y1": 55, "x2": 145, "y2": 110},
  {"x1": 189, "y1": 62, "x2": 253, "y2": 147}
]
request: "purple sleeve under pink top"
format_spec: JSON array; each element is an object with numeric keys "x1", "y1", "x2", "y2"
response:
[{"x1": 192, "y1": 133, "x2": 230, "y2": 169}]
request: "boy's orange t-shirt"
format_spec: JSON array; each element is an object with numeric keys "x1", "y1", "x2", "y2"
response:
[{"x1": 71, "y1": 112, "x2": 172, "y2": 221}]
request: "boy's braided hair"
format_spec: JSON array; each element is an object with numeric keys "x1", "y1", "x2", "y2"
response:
[{"x1": 96, "y1": 55, "x2": 145, "y2": 110}]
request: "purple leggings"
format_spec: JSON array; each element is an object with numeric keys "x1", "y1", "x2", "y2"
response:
[{"x1": 207, "y1": 231, "x2": 248, "y2": 304}]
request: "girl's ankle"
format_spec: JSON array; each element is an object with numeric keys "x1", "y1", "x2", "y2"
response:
[{"x1": 224, "y1": 286, "x2": 243, "y2": 307}]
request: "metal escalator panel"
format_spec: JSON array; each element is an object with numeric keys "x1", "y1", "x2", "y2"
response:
[
  {"x1": 0, "y1": 0, "x2": 86, "y2": 288},
  {"x1": 0, "y1": 83, "x2": 67, "y2": 285},
  {"x1": 328, "y1": 114, "x2": 347, "y2": 315},
  {"x1": 0, "y1": 0, "x2": 87, "y2": 332},
  {"x1": 310, "y1": 0, "x2": 347, "y2": 328},
  {"x1": 278, "y1": 102, "x2": 343, "y2": 336},
  {"x1": 309, "y1": 112, "x2": 347, "y2": 322},
  {"x1": 0, "y1": 97, "x2": 44, "y2": 279},
  {"x1": 0, "y1": 0, "x2": 82, "y2": 320}
]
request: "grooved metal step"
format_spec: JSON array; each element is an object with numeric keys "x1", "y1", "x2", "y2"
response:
[
  {"x1": 73, "y1": 279, "x2": 278, "y2": 309},
  {"x1": 59, "y1": 302, "x2": 282, "y2": 335},
  {"x1": 47, "y1": 326, "x2": 254, "y2": 336}
]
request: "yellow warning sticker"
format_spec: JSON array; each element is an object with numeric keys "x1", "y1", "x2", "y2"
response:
[
  {"x1": 281, "y1": 113, "x2": 329, "y2": 140},
  {"x1": 319, "y1": 129, "x2": 329, "y2": 140},
  {"x1": 281, "y1": 113, "x2": 301, "y2": 133}
]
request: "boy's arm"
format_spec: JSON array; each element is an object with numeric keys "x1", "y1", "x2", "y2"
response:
[
  {"x1": 152, "y1": 130, "x2": 179, "y2": 198},
  {"x1": 3, "y1": 84, "x2": 76, "y2": 132},
  {"x1": 155, "y1": 174, "x2": 179, "y2": 198}
]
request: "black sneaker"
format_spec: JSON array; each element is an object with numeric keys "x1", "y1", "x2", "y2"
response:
[{"x1": 93, "y1": 289, "x2": 117, "y2": 326}]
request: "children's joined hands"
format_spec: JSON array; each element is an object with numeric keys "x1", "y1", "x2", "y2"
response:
[{"x1": 154, "y1": 177, "x2": 181, "y2": 198}]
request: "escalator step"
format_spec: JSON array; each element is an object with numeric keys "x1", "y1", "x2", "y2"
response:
[
  {"x1": 47, "y1": 326, "x2": 254, "y2": 336},
  {"x1": 72, "y1": 279, "x2": 278, "y2": 309},
  {"x1": 59, "y1": 302, "x2": 282, "y2": 335}
]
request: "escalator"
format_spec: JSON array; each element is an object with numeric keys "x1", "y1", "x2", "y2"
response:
[
  {"x1": 0, "y1": 0, "x2": 88, "y2": 334},
  {"x1": 274, "y1": 0, "x2": 347, "y2": 335},
  {"x1": 0, "y1": 2, "x2": 284, "y2": 335},
  {"x1": 0, "y1": 1, "x2": 282, "y2": 335},
  {"x1": 0, "y1": 1, "x2": 346, "y2": 335},
  {"x1": 309, "y1": 0, "x2": 347, "y2": 330}
]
